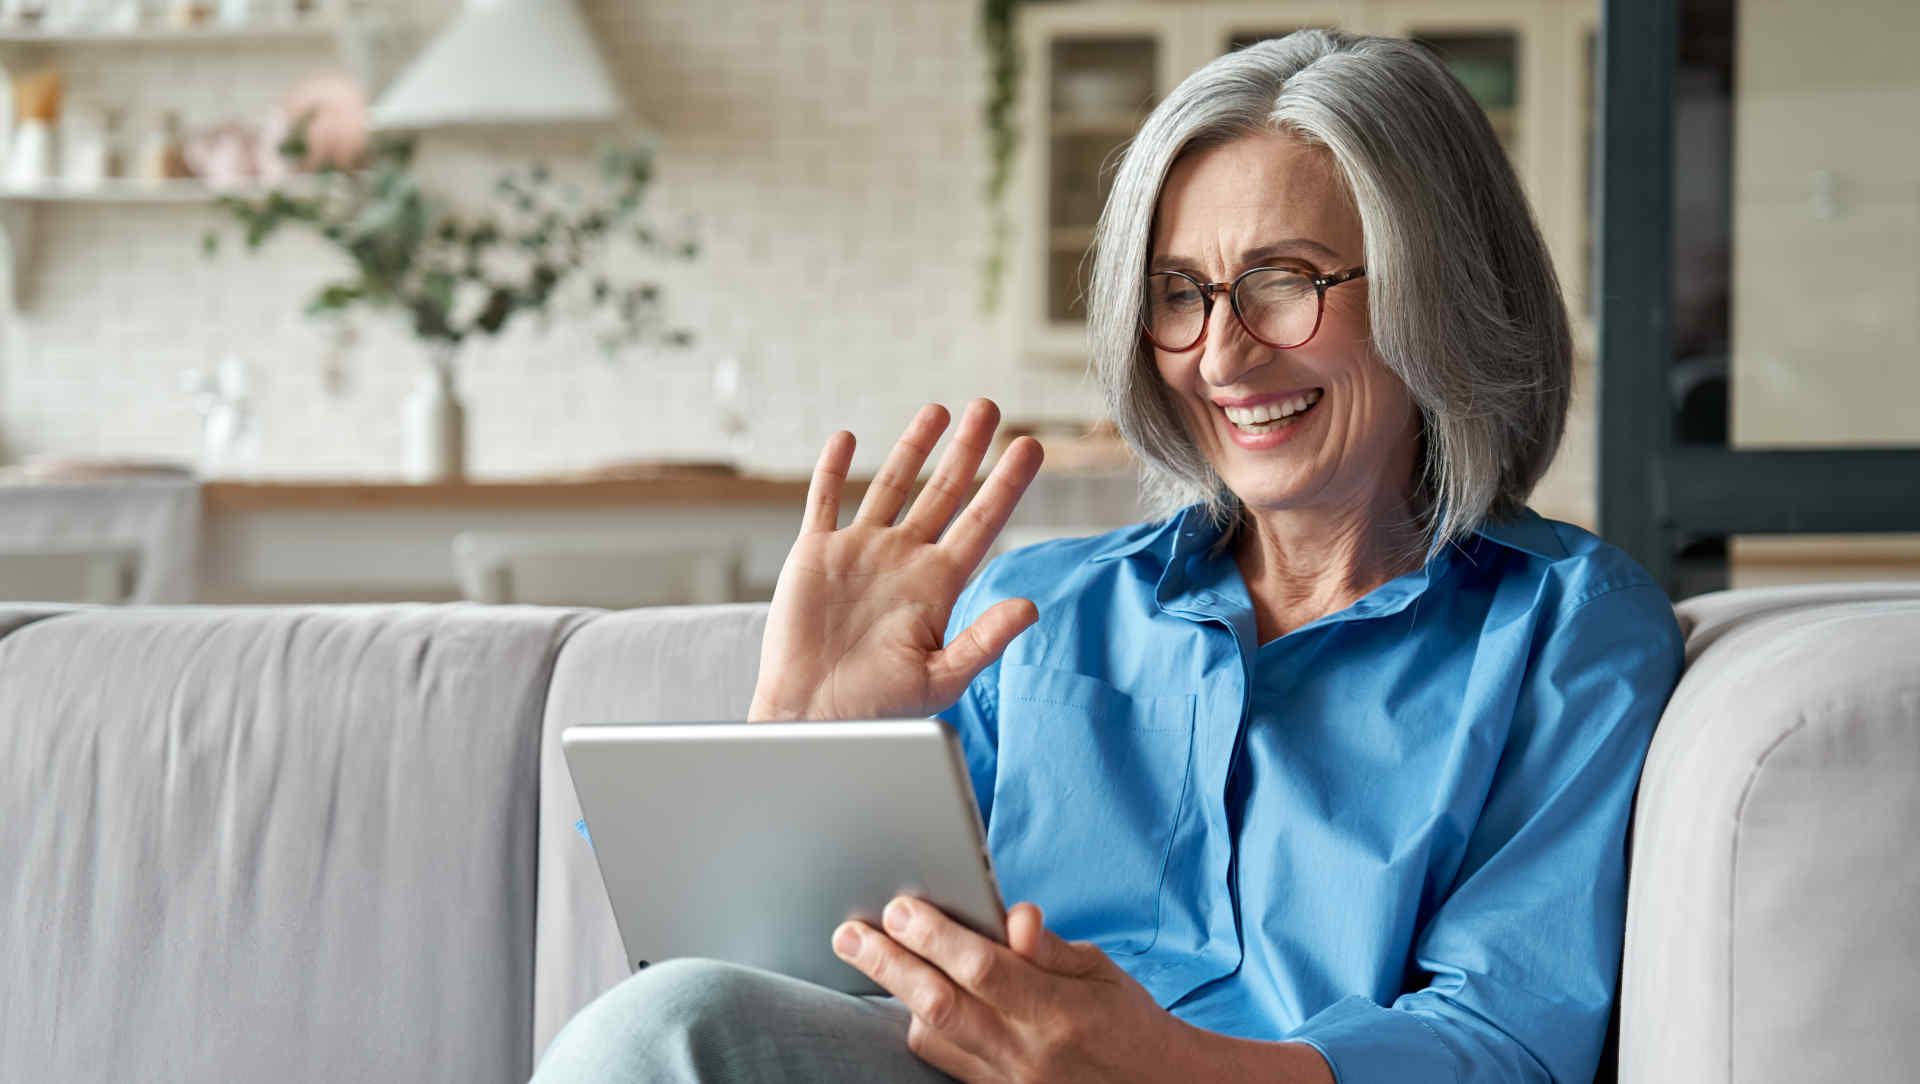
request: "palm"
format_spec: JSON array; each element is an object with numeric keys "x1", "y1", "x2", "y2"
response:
[{"x1": 750, "y1": 400, "x2": 1044, "y2": 723}]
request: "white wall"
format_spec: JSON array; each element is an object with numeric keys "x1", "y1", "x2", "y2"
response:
[
  {"x1": 0, "y1": 0, "x2": 1101, "y2": 479},
  {"x1": 0, "y1": 0, "x2": 1614, "y2": 533},
  {"x1": 1731, "y1": 0, "x2": 1920, "y2": 448}
]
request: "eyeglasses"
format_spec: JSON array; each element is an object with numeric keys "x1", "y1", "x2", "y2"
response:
[{"x1": 1141, "y1": 265, "x2": 1367, "y2": 352}]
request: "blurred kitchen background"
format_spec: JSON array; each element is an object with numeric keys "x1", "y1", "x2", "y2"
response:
[{"x1": 0, "y1": 0, "x2": 1913, "y2": 606}]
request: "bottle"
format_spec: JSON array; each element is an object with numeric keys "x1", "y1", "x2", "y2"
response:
[
  {"x1": 4, "y1": 67, "x2": 62, "y2": 192},
  {"x1": 132, "y1": 109, "x2": 190, "y2": 186},
  {"x1": 182, "y1": 356, "x2": 259, "y2": 476},
  {"x1": 59, "y1": 104, "x2": 108, "y2": 190}
]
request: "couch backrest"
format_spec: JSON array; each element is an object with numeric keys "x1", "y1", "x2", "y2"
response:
[
  {"x1": 531, "y1": 603, "x2": 769, "y2": 1055},
  {"x1": 0, "y1": 604, "x2": 590, "y2": 1084}
]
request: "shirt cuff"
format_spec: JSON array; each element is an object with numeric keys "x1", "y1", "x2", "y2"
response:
[{"x1": 1283, "y1": 995, "x2": 1458, "y2": 1084}]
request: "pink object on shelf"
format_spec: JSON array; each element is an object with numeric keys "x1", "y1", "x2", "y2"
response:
[
  {"x1": 263, "y1": 70, "x2": 370, "y2": 178},
  {"x1": 183, "y1": 122, "x2": 259, "y2": 190}
]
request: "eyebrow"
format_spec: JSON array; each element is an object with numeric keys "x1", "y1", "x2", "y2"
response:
[{"x1": 1148, "y1": 238, "x2": 1343, "y2": 274}]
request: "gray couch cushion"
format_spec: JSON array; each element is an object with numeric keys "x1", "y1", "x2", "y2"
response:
[
  {"x1": 0, "y1": 604, "x2": 589, "y2": 1083},
  {"x1": 1620, "y1": 586, "x2": 1920, "y2": 1083},
  {"x1": 533, "y1": 602, "x2": 769, "y2": 1059}
]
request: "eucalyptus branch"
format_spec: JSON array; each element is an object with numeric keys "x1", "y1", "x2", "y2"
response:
[
  {"x1": 980, "y1": 0, "x2": 1025, "y2": 314},
  {"x1": 205, "y1": 133, "x2": 698, "y2": 359}
]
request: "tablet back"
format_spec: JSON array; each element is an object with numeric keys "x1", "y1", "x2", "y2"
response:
[{"x1": 561, "y1": 719, "x2": 1007, "y2": 995}]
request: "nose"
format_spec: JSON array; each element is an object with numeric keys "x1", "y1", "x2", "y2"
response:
[{"x1": 1195, "y1": 296, "x2": 1273, "y2": 388}]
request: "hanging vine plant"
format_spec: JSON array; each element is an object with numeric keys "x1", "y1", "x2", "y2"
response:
[{"x1": 979, "y1": 0, "x2": 1025, "y2": 313}]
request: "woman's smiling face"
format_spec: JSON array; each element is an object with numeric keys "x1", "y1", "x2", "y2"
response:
[{"x1": 1148, "y1": 130, "x2": 1420, "y2": 520}]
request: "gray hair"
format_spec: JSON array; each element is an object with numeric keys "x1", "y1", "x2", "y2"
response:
[{"x1": 1088, "y1": 29, "x2": 1571, "y2": 559}]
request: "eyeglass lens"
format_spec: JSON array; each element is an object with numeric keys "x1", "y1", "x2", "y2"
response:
[{"x1": 1144, "y1": 269, "x2": 1320, "y2": 351}]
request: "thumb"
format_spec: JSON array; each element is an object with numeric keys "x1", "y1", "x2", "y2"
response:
[
  {"x1": 930, "y1": 597, "x2": 1037, "y2": 698},
  {"x1": 1007, "y1": 902, "x2": 1104, "y2": 977}
]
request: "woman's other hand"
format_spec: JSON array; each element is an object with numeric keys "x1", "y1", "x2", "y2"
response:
[
  {"x1": 832, "y1": 899, "x2": 1230, "y2": 1084},
  {"x1": 748, "y1": 398, "x2": 1044, "y2": 723}
]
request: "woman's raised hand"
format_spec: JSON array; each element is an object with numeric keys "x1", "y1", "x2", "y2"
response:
[{"x1": 748, "y1": 398, "x2": 1044, "y2": 723}]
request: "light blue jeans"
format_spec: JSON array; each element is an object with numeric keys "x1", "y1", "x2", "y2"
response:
[{"x1": 531, "y1": 958, "x2": 961, "y2": 1083}]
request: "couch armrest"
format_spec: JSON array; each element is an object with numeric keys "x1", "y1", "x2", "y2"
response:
[{"x1": 1620, "y1": 589, "x2": 1920, "y2": 1083}]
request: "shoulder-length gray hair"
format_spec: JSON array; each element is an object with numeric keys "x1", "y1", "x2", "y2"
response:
[{"x1": 1089, "y1": 29, "x2": 1571, "y2": 559}]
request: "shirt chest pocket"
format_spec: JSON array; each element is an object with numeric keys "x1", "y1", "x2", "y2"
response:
[{"x1": 987, "y1": 663, "x2": 1196, "y2": 957}]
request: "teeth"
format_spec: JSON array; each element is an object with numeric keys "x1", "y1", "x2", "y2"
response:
[{"x1": 1222, "y1": 388, "x2": 1322, "y2": 427}]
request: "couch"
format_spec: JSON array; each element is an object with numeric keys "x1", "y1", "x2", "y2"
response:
[{"x1": 1, "y1": 584, "x2": 1915, "y2": 1082}]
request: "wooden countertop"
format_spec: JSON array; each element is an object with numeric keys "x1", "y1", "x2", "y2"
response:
[
  {"x1": 197, "y1": 447, "x2": 1133, "y2": 513},
  {"x1": 202, "y1": 470, "x2": 870, "y2": 512}
]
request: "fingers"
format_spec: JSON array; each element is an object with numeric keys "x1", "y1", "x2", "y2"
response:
[
  {"x1": 904, "y1": 1015, "x2": 995, "y2": 1080},
  {"x1": 1007, "y1": 901, "x2": 1047, "y2": 960},
  {"x1": 928, "y1": 597, "x2": 1038, "y2": 704},
  {"x1": 833, "y1": 919, "x2": 1007, "y2": 1059},
  {"x1": 899, "y1": 398, "x2": 1000, "y2": 541},
  {"x1": 854, "y1": 404, "x2": 951, "y2": 528},
  {"x1": 802, "y1": 430, "x2": 856, "y2": 534},
  {"x1": 881, "y1": 895, "x2": 1035, "y2": 1013},
  {"x1": 1006, "y1": 901, "x2": 1107, "y2": 978},
  {"x1": 938, "y1": 435, "x2": 1044, "y2": 570}
]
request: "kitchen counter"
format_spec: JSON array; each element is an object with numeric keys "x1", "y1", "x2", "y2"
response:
[
  {"x1": 15, "y1": 470, "x2": 1914, "y2": 604},
  {"x1": 197, "y1": 468, "x2": 1142, "y2": 604},
  {"x1": 198, "y1": 471, "x2": 856, "y2": 604},
  {"x1": 202, "y1": 470, "x2": 865, "y2": 512},
  {"x1": 0, "y1": 475, "x2": 201, "y2": 602}
]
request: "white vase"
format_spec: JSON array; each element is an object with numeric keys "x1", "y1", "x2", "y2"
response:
[{"x1": 402, "y1": 350, "x2": 466, "y2": 483}]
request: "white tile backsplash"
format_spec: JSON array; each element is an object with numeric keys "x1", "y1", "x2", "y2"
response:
[
  {"x1": 0, "y1": 0, "x2": 1592, "y2": 531},
  {"x1": 1, "y1": 0, "x2": 1101, "y2": 478}
]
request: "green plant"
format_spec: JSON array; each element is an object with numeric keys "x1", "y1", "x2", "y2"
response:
[
  {"x1": 205, "y1": 132, "x2": 697, "y2": 359},
  {"x1": 980, "y1": 0, "x2": 1024, "y2": 314}
]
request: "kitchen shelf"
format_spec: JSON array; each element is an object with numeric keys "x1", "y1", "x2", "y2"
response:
[
  {"x1": 3, "y1": 180, "x2": 245, "y2": 204},
  {"x1": 0, "y1": 9, "x2": 392, "y2": 311},
  {"x1": 0, "y1": 176, "x2": 346, "y2": 204},
  {"x1": 0, "y1": 173, "x2": 361, "y2": 305},
  {"x1": 0, "y1": 21, "x2": 346, "y2": 45}
]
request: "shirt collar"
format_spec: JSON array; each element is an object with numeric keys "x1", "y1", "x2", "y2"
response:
[
  {"x1": 1085, "y1": 513, "x2": 1186, "y2": 565},
  {"x1": 1087, "y1": 502, "x2": 1569, "y2": 567},
  {"x1": 1084, "y1": 502, "x2": 1567, "y2": 634},
  {"x1": 1470, "y1": 506, "x2": 1568, "y2": 562}
]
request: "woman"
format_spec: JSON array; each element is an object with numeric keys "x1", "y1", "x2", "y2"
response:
[{"x1": 536, "y1": 29, "x2": 1682, "y2": 1084}]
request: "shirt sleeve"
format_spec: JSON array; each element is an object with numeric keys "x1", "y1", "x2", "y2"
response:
[
  {"x1": 1283, "y1": 581, "x2": 1685, "y2": 1084},
  {"x1": 933, "y1": 561, "x2": 1006, "y2": 830}
]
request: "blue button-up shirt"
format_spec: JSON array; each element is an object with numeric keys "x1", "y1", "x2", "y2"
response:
[{"x1": 937, "y1": 504, "x2": 1683, "y2": 1084}]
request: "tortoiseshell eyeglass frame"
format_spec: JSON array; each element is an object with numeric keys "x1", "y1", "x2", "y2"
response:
[{"x1": 1141, "y1": 265, "x2": 1367, "y2": 352}]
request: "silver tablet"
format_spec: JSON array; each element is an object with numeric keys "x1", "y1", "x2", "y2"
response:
[{"x1": 562, "y1": 719, "x2": 1008, "y2": 995}]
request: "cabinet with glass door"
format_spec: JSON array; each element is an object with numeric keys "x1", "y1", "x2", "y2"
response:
[
  {"x1": 1013, "y1": 3, "x2": 1368, "y2": 364},
  {"x1": 1013, "y1": 0, "x2": 1599, "y2": 369},
  {"x1": 1375, "y1": 2, "x2": 1599, "y2": 355}
]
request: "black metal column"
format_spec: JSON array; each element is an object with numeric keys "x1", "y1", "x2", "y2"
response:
[{"x1": 1595, "y1": 0, "x2": 1679, "y2": 589}]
